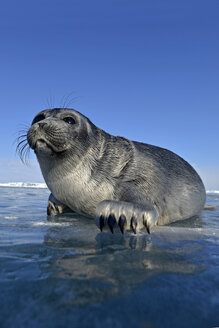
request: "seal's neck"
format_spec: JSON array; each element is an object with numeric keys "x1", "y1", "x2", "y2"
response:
[{"x1": 36, "y1": 129, "x2": 105, "y2": 187}]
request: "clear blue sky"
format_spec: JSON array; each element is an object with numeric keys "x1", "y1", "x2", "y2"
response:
[{"x1": 0, "y1": 0, "x2": 218, "y2": 189}]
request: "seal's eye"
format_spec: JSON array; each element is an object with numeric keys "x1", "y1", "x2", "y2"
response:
[
  {"x1": 63, "y1": 117, "x2": 76, "y2": 124},
  {"x1": 32, "y1": 114, "x2": 45, "y2": 125}
]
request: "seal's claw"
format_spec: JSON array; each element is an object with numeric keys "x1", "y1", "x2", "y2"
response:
[
  {"x1": 118, "y1": 215, "x2": 127, "y2": 234},
  {"x1": 47, "y1": 193, "x2": 71, "y2": 216},
  {"x1": 143, "y1": 214, "x2": 151, "y2": 234},
  {"x1": 145, "y1": 224, "x2": 150, "y2": 234},
  {"x1": 95, "y1": 200, "x2": 158, "y2": 234},
  {"x1": 131, "y1": 216, "x2": 137, "y2": 234},
  {"x1": 108, "y1": 214, "x2": 116, "y2": 233},
  {"x1": 99, "y1": 215, "x2": 105, "y2": 232}
]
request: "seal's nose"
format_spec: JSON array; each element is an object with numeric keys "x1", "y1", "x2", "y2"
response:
[{"x1": 38, "y1": 122, "x2": 47, "y2": 129}]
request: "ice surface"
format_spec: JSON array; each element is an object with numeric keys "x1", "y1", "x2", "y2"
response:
[
  {"x1": 0, "y1": 182, "x2": 47, "y2": 188},
  {"x1": 1, "y1": 182, "x2": 219, "y2": 193},
  {"x1": 0, "y1": 186, "x2": 218, "y2": 328}
]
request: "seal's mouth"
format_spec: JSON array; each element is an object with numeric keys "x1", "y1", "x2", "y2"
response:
[
  {"x1": 27, "y1": 124, "x2": 70, "y2": 156},
  {"x1": 33, "y1": 138, "x2": 55, "y2": 154},
  {"x1": 33, "y1": 138, "x2": 68, "y2": 156}
]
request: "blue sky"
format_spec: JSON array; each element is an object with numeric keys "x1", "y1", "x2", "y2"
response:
[{"x1": 0, "y1": 0, "x2": 218, "y2": 189}]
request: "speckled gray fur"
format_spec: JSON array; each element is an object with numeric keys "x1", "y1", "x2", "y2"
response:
[{"x1": 27, "y1": 108, "x2": 206, "y2": 234}]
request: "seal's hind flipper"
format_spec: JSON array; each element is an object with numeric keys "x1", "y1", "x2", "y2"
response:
[
  {"x1": 203, "y1": 205, "x2": 216, "y2": 211},
  {"x1": 95, "y1": 200, "x2": 158, "y2": 234}
]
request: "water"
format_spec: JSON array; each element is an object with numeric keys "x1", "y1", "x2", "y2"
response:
[{"x1": 0, "y1": 186, "x2": 218, "y2": 328}]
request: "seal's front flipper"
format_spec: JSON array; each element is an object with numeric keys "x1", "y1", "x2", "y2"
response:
[
  {"x1": 47, "y1": 193, "x2": 72, "y2": 216},
  {"x1": 95, "y1": 200, "x2": 158, "y2": 234}
]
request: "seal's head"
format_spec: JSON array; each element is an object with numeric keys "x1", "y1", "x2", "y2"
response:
[{"x1": 27, "y1": 108, "x2": 96, "y2": 160}]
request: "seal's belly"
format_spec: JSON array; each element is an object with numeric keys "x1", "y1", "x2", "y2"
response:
[{"x1": 47, "y1": 173, "x2": 115, "y2": 217}]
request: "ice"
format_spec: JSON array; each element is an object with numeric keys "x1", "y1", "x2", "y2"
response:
[
  {"x1": 0, "y1": 182, "x2": 47, "y2": 189},
  {"x1": 206, "y1": 190, "x2": 219, "y2": 194},
  {"x1": 0, "y1": 186, "x2": 218, "y2": 328}
]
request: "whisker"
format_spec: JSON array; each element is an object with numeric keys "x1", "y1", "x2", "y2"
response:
[
  {"x1": 61, "y1": 91, "x2": 77, "y2": 109},
  {"x1": 16, "y1": 135, "x2": 27, "y2": 141},
  {"x1": 46, "y1": 94, "x2": 55, "y2": 109},
  {"x1": 22, "y1": 147, "x2": 31, "y2": 166},
  {"x1": 65, "y1": 96, "x2": 79, "y2": 109},
  {"x1": 15, "y1": 128, "x2": 30, "y2": 164},
  {"x1": 16, "y1": 139, "x2": 27, "y2": 151},
  {"x1": 19, "y1": 144, "x2": 30, "y2": 164},
  {"x1": 14, "y1": 133, "x2": 28, "y2": 146},
  {"x1": 17, "y1": 130, "x2": 28, "y2": 135}
]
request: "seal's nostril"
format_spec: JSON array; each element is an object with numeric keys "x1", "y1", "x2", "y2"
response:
[{"x1": 39, "y1": 122, "x2": 47, "y2": 128}]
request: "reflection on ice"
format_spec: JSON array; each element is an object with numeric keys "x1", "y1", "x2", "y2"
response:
[{"x1": 34, "y1": 217, "x2": 212, "y2": 306}]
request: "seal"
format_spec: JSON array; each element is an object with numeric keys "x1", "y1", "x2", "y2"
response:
[{"x1": 24, "y1": 108, "x2": 206, "y2": 234}]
